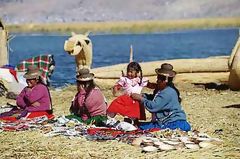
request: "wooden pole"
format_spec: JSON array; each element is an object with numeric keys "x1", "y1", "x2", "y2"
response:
[{"x1": 129, "y1": 45, "x2": 133, "y2": 62}]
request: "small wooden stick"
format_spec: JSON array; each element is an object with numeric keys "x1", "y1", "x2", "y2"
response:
[
  {"x1": 129, "y1": 45, "x2": 133, "y2": 63},
  {"x1": 121, "y1": 70, "x2": 125, "y2": 76}
]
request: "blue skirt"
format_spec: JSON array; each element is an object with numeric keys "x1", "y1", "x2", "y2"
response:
[{"x1": 139, "y1": 120, "x2": 191, "y2": 131}]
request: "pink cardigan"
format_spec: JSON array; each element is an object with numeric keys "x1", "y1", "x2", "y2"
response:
[
  {"x1": 16, "y1": 83, "x2": 51, "y2": 112},
  {"x1": 72, "y1": 87, "x2": 107, "y2": 121},
  {"x1": 117, "y1": 76, "x2": 148, "y2": 95}
]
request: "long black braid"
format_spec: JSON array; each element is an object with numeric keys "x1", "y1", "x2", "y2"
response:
[
  {"x1": 167, "y1": 77, "x2": 182, "y2": 103},
  {"x1": 127, "y1": 62, "x2": 143, "y2": 84},
  {"x1": 36, "y1": 77, "x2": 53, "y2": 113}
]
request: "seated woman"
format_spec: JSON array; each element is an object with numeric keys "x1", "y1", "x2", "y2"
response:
[
  {"x1": 0, "y1": 65, "x2": 54, "y2": 121},
  {"x1": 131, "y1": 63, "x2": 191, "y2": 131},
  {"x1": 67, "y1": 68, "x2": 107, "y2": 126}
]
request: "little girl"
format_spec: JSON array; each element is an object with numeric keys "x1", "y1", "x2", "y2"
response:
[{"x1": 107, "y1": 62, "x2": 148, "y2": 124}]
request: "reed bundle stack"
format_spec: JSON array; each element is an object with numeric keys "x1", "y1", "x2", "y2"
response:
[{"x1": 0, "y1": 19, "x2": 8, "y2": 66}]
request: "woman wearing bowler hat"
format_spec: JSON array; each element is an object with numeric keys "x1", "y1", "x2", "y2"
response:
[
  {"x1": 6, "y1": 65, "x2": 54, "y2": 120},
  {"x1": 131, "y1": 63, "x2": 191, "y2": 131},
  {"x1": 67, "y1": 68, "x2": 107, "y2": 126}
]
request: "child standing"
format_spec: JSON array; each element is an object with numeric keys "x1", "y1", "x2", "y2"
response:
[{"x1": 107, "y1": 62, "x2": 148, "y2": 124}]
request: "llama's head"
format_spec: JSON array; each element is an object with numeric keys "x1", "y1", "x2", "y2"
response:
[{"x1": 64, "y1": 32, "x2": 92, "y2": 56}]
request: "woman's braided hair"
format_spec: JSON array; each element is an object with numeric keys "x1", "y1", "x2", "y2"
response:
[{"x1": 167, "y1": 77, "x2": 182, "y2": 103}]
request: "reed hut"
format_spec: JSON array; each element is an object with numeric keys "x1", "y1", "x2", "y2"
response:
[{"x1": 0, "y1": 18, "x2": 9, "y2": 66}]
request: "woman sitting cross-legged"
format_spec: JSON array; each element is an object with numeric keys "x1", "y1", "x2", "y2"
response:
[
  {"x1": 131, "y1": 63, "x2": 191, "y2": 131},
  {"x1": 67, "y1": 68, "x2": 107, "y2": 126},
  {"x1": 0, "y1": 65, "x2": 54, "y2": 121}
]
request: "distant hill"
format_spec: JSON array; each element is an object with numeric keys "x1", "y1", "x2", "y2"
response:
[{"x1": 0, "y1": 0, "x2": 240, "y2": 24}]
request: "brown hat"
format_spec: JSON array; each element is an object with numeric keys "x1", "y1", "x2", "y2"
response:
[
  {"x1": 23, "y1": 65, "x2": 42, "y2": 79},
  {"x1": 76, "y1": 68, "x2": 94, "y2": 81},
  {"x1": 155, "y1": 63, "x2": 176, "y2": 77}
]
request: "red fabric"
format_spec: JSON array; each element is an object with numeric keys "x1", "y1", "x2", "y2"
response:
[
  {"x1": 107, "y1": 95, "x2": 146, "y2": 120},
  {"x1": 26, "y1": 111, "x2": 55, "y2": 120},
  {"x1": 87, "y1": 128, "x2": 123, "y2": 138},
  {"x1": 16, "y1": 55, "x2": 54, "y2": 84},
  {"x1": 148, "y1": 128, "x2": 161, "y2": 132},
  {"x1": 87, "y1": 127, "x2": 159, "y2": 138},
  {"x1": 2, "y1": 124, "x2": 29, "y2": 131},
  {"x1": 0, "y1": 116, "x2": 18, "y2": 122},
  {"x1": 0, "y1": 109, "x2": 22, "y2": 121},
  {"x1": 0, "y1": 111, "x2": 54, "y2": 122},
  {"x1": 9, "y1": 69, "x2": 19, "y2": 82}
]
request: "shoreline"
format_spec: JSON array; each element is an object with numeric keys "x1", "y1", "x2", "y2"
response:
[
  {"x1": 8, "y1": 27, "x2": 239, "y2": 36},
  {"x1": 6, "y1": 17, "x2": 240, "y2": 34}
]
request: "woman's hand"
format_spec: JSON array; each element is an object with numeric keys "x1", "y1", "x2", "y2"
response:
[
  {"x1": 77, "y1": 84, "x2": 85, "y2": 92},
  {"x1": 112, "y1": 87, "x2": 117, "y2": 97},
  {"x1": 25, "y1": 87, "x2": 32, "y2": 92},
  {"x1": 147, "y1": 82, "x2": 157, "y2": 89},
  {"x1": 112, "y1": 85, "x2": 121, "y2": 97},
  {"x1": 131, "y1": 93, "x2": 143, "y2": 101},
  {"x1": 32, "y1": 102, "x2": 40, "y2": 107}
]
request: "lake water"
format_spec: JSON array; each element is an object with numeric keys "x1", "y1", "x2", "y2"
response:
[{"x1": 9, "y1": 28, "x2": 239, "y2": 87}]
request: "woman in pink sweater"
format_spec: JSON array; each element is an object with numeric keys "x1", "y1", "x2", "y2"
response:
[
  {"x1": 68, "y1": 68, "x2": 107, "y2": 126},
  {"x1": 17, "y1": 66, "x2": 51, "y2": 112},
  {"x1": 0, "y1": 65, "x2": 53, "y2": 120}
]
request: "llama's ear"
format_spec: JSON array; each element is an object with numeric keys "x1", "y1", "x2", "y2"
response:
[
  {"x1": 84, "y1": 31, "x2": 90, "y2": 36},
  {"x1": 85, "y1": 40, "x2": 90, "y2": 45},
  {"x1": 71, "y1": 32, "x2": 76, "y2": 36}
]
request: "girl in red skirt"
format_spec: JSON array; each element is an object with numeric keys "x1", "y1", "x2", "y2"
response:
[{"x1": 107, "y1": 62, "x2": 148, "y2": 125}]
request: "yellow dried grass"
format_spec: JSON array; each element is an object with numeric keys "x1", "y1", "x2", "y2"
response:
[
  {"x1": 6, "y1": 17, "x2": 240, "y2": 34},
  {"x1": 0, "y1": 81, "x2": 240, "y2": 158}
]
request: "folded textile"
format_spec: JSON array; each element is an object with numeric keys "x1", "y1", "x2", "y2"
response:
[
  {"x1": 0, "y1": 108, "x2": 54, "y2": 121},
  {"x1": 65, "y1": 114, "x2": 107, "y2": 126},
  {"x1": 16, "y1": 54, "x2": 55, "y2": 85}
]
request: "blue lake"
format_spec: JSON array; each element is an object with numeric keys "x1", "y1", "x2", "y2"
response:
[{"x1": 9, "y1": 28, "x2": 239, "y2": 87}]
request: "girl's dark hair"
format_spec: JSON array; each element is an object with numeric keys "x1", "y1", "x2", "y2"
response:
[
  {"x1": 127, "y1": 62, "x2": 143, "y2": 84},
  {"x1": 166, "y1": 77, "x2": 182, "y2": 103}
]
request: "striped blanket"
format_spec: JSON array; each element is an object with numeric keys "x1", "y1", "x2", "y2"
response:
[{"x1": 16, "y1": 55, "x2": 55, "y2": 85}]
